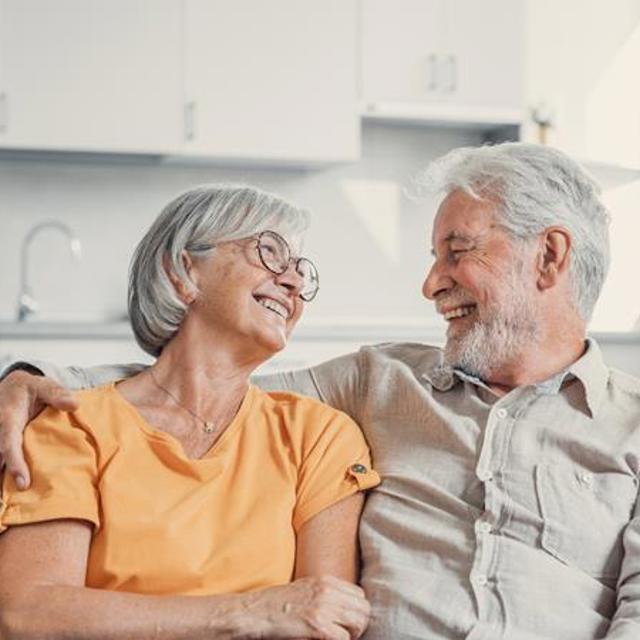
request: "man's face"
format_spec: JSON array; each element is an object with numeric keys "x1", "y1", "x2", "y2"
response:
[{"x1": 423, "y1": 190, "x2": 540, "y2": 378}]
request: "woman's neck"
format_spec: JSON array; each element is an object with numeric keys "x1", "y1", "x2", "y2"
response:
[{"x1": 149, "y1": 327, "x2": 256, "y2": 419}]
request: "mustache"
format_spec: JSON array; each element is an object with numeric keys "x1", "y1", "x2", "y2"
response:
[{"x1": 435, "y1": 288, "x2": 477, "y2": 314}]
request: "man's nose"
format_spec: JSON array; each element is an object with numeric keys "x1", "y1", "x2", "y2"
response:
[{"x1": 422, "y1": 260, "x2": 454, "y2": 300}]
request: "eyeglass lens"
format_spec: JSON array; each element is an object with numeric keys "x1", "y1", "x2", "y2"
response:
[{"x1": 257, "y1": 231, "x2": 319, "y2": 301}]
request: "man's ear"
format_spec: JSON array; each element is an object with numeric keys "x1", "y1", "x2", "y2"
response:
[
  {"x1": 163, "y1": 251, "x2": 198, "y2": 304},
  {"x1": 536, "y1": 227, "x2": 572, "y2": 291}
]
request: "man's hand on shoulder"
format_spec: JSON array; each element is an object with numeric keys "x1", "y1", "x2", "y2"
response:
[{"x1": 0, "y1": 370, "x2": 78, "y2": 490}]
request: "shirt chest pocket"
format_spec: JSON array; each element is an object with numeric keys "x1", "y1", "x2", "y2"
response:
[{"x1": 535, "y1": 464, "x2": 638, "y2": 580}]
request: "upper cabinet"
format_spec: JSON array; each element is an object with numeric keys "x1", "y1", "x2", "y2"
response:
[
  {"x1": 181, "y1": 0, "x2": 359, "y2": 163},
  {"x1": 360, "y1": 0, "x2": 525, "y2": 126},
  {"x1": 0, "y1": 0, "x2": 524, "y2": 161},
  {"x1": 0, "y1": 0, "x2": 359, "y2": 163},
  {"x1": 0, "y1": 0, "x2": 183, "y2": 153}
]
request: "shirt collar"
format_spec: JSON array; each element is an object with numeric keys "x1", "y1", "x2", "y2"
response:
[
  {"x1": 564, "y1": 337, "x2": 609, "y2": 418},
  {"x1": 422, "y1": 338, "x2": 608, "y2": 417},
  {"x1": 422, "y1": 362, "x2": 481, "y2": 392}
]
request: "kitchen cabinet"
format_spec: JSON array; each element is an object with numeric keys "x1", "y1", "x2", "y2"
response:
[
  {"x1": 0, "y1": 0, "x2": 359, "y2": 163},
  {"x1": 180, "y1": 0, "x2": 359, "y2": 163},
  {"x1": 0, "y1": 0, "x2": 183, "y2": 153},
  {"x1": 360, "y1": 0, "x2": 525, "y2": 126}
]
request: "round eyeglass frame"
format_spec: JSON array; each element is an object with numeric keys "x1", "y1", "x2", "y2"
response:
[{"x1": 254, "y1": 230, "x2": 320, "y2": 302}]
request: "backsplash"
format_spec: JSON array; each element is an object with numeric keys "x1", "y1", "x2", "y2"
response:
[{"x1": 0, "y1": 123, "x2": 483, "y2": 327}]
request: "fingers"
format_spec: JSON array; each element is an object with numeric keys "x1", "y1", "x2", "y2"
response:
[
  {"x1": 308, "y1": 576, "x2": 370, "y2": 640},
  {"x1": 0, "y1": 371, "x2": 76, "y2": 491},
  {"x1": 1, "y1": 435, "x2": 30, "y2": 489},
  {"x1": 323, "y1": 624, "x2": 351, "y2": 640},
  {"x1": 332, "y1": 596, "x2": 370, "y2": 640},
  {"x1": 257, "y1": 575, "x2": 371, "y2": 639},
  {"x1": 317, "y1": 575, "x2": 366, "y2": 599},
  {"x1": 34, "y1": 378, "x2": 78, "y2": 413}
]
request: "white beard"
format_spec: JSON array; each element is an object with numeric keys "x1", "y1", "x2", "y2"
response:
[{"x1": 443, "y1": 271, "x2": 540, "y2": 380}]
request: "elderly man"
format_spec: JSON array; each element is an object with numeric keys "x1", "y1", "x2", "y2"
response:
[{"x1": 1, "y1": 142, "x2": 639, "y2": 640}]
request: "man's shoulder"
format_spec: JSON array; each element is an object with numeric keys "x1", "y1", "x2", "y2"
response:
[
  {"x1": 608, "y1": 366, "x2": 640, "y2": 400},
  {"x1": 359, "y1": 341, "x2": 445, "y2": 370}
]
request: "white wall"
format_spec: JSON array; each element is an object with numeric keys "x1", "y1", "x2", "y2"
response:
[
  {"x1": 524, "y1": 0, "x2": 640, "y2": 332},
  {"x1": 2, "y1": 121, "x2": 640, "y2": 376},
  {"x1": 0, "y1": 123, "x2": 484, "y2": 342}
]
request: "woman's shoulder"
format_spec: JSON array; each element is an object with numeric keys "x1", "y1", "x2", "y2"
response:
[
  {"x1": 253, "y1": 386, "x2": 363, "y2": 443},
  {"x1": 257, "y1": 386, "x2": 350, "y2": 419},
  {"x1": 73, "y1": 382, "x2": 122, "y2": 418},
  {"x1": 31, "y1": 382, "x2": 123, "y2": 441}
]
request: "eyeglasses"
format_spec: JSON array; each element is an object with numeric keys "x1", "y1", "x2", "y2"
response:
[{"x1": 254, "y1": 230, "x2": 319, "y2": 302}]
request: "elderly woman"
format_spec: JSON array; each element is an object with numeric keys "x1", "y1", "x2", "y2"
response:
[{"x1": 0, "y1": 185, "x2": 378, "y2": 639}]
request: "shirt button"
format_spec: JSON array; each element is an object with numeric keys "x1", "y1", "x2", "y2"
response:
[
  {"x1": 477, "y1": 521, "x2": 492, "y2": 534},
  {"x1": 496, "y1": 408, "x2": 508, "y2": 419},
  {"x1": 478, "y1": 470, "x2": 494, "y2": 482},
  {"x1": 475, "y1": 574, "x2": 489, "y2": 586},
  {"x1": 350, "y1": 464, "x2": 368, "y2": 474},
  {"x1": 580, "y1": 472, "x2": 593, "y2": 485}
]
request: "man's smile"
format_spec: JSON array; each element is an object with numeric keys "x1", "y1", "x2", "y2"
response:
[{"x1": 443, "y1": 304, "x2": 477, "y2": 321}]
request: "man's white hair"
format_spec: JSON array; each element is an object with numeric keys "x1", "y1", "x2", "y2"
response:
[{"x1": 418, "y1": 142, "x2": 611, "y2": 321}]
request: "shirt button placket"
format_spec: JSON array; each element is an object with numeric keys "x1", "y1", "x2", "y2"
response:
[{"x1": 470, "y1": 404, "x2": 511, "y2": 633}]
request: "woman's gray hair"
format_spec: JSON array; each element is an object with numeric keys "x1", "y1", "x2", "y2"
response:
[
  {"x1": 417, "y1": 142, "x2": 611, "y2": 321},
  {"x1": 129, "y1": 184, "x2": 311, "y2": 356}
]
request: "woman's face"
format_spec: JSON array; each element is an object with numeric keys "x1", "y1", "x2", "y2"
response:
[{"x1": 184, "y1": 233, "x2": 306, "y2": 358}]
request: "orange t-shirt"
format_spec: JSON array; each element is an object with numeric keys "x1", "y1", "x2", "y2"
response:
[{"x1": 0, "y1": 383, "x2": 378, "y2": 595}]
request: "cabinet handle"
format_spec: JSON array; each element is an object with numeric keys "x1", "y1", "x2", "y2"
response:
[
  {"x1": 427, "y1": 53, "x2": 438, "y2": 92},
  {"x1": 184, "y1": 101, "x2": 196, "y2": 141},
  {"x1": 446, "y1": 55, "x2": 457, "y2": 93},
  {"x1": 0, "y1": 93, "x2": 7, "y2": 133}
]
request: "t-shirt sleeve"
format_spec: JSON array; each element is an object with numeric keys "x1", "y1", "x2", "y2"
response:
[
  {"x1": 292, "y1": 406, "x2": 379, "y2": 531},
  {"x1": 0, "y1": 407, "x2": 100, "y2": 533}
]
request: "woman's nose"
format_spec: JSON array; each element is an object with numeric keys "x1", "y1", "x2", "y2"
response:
[{"x1": 275, "y1": 261, "x2": 304, "y2": 298}]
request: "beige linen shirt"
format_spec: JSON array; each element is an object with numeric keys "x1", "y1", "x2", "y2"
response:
[{"x1": 25, "y1": 338, "x2": 640, "y2": 639}]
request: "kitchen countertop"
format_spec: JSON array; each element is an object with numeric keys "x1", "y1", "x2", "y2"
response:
[
  {"x1": 2, "y1": 319, "x2": 640, "y2": 345},
  {"x1": 0, "y1": 317, "x2": 444, "y2": 342},
  {"x1": 0, "y1": 321, "x2": 134, "y2": 340}
]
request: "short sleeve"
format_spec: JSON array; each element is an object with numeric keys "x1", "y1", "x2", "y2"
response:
[
  {"x1": 0, "y1": 407, "x2": 100, "y2": 533},
  {"x1": 292, "y1": 408, "x2": 379, "y2": 531}
]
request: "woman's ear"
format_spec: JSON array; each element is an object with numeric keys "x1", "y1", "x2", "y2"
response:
[
  {"x1": 536, "y1": 227, "x2": 572, "y2": 291},
  {"x1": 164, "y1": 251, "x2": 198, "y2": 304}
]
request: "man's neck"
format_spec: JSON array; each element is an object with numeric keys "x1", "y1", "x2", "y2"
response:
[{"x1": 483, "y1": 335, "x2": 587, "y2": 397}]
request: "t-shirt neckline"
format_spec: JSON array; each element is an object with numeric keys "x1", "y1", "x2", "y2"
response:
[{"x1": 108, "y1": 380, "x2": 256, "y2": 463}]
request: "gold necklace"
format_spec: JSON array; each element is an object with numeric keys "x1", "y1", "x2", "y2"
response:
[{"x1": 149, "y1": 368, "x2": 218, "y2": 434}]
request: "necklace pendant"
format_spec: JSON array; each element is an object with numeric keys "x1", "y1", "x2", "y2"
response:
[{"x1": 203, "y1": 421, "x2": 215, "y2": 434}]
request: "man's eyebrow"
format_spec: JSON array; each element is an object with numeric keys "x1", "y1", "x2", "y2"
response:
[{"x1": 430, "y1": 231, "x2": 474, "y2": 257}]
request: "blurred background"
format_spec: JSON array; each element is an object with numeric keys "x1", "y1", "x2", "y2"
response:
[{"x1": 1, "y1": 0, "x2": 639, "y2": 374}]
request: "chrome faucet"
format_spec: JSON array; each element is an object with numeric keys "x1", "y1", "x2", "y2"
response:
[{"x1": 17, "y1": 220, "x2": 82, "y2": 322}]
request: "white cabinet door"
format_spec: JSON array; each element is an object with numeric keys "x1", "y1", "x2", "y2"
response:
[
  {"x1": 0, "y1": 0, "x2": 183, "y2": 153},
  {"x1": 360, "y1": 0, "x2": 445, "y2": 105},
  {"x1": 360, "y1": 0, "x2": 524, "y2": 116},
  {"x1": 182, "y1": 0, "x2": 359, "y2": 163},
  {"x1": 445, "y1": 0, "x2": 525, "y2": 110}
]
